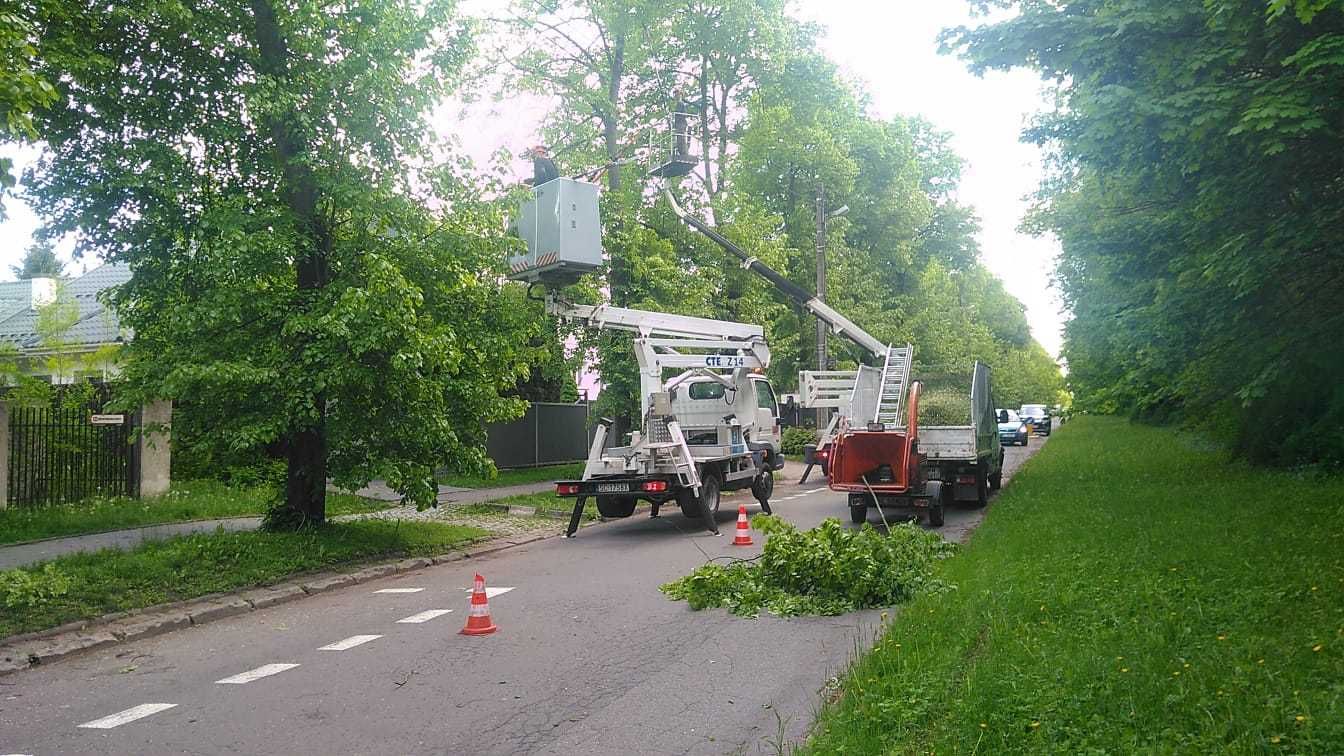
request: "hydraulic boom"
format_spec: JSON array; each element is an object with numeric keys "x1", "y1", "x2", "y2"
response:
[{"x1": 663, "y1": 188, "x2": 888, "y2": 360}]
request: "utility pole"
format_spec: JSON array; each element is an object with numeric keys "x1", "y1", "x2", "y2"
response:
[
  {"x1": 814, "y1": 187, "x2": 827, "y2": 430},
  {"x1": 813, "y1": 188, "x2": 848, "y2": 429}
]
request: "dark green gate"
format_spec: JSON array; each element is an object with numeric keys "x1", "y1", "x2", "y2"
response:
[{"x1": 7, "y1": 398, "x2": 138, "y2": 506}]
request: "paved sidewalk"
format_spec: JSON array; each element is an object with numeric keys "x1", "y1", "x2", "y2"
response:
[
  {"x1": 0, "y1": 480, "x2": 560, "y2": 572},
  {"x1": 0, "y1": 518, "x2": 262, "y2": 571}
]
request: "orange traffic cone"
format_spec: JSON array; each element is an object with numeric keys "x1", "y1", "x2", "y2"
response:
[
  {"x1": 732, "y1": 504, "x2": 753, "y2": 546},
  {"x1": 460, "y1": 573, "x2": 498, "y2": 636}
]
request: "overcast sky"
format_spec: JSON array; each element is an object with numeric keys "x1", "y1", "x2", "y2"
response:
[{"x1": 0, "y1": 1, "x2": 1064, "y2": 357}]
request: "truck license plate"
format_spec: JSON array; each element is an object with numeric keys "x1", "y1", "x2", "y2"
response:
[{"x1": 596, "y1": 483, "x2": 629, "y2": 493}]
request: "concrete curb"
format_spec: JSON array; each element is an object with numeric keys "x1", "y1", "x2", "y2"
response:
[{"x1": 0, "y1": 531, "x2": 557, "y2": 678}]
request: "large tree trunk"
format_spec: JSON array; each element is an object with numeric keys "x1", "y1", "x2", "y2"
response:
[
  {"x1": 251, "y1": 0, "x2": 329, "y2": 523},
  {"x1": 602, "y1": 31, "x2": 634, "y2": 441},
  {"x1": 604, "y1": 34, "x2": 624, "y2": 196}
]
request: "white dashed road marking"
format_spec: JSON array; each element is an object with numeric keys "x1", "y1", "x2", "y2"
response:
[
  {"x1": 215, "y1": 663, "x2": 300, "y2": 685},
  {"x1": 319, "y1": 635, "x2": 382, "y2": 651},
  {"x1": 373, "y1": 588, "x2": 424, "y2": 594},
  {"x1": 77, "y1": 703, "x2": 177, "y2": 729},
  {"x1": 462, "y1": 586, "x2": 515, "y2": 598},
  {"x1": 396, "y1": 609, "x2": 453, "y2": 624}
]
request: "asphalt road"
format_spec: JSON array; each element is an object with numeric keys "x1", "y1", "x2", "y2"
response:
[{"x1": 1, "y1": 438, "x2": 1045, "y2": 756}]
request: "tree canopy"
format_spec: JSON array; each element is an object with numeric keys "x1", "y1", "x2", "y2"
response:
[
  {"x1": 18, "y1": 0, "x2": 541, "y2": 520},
  {"x1": 484, "y1": 1, "x2": 1064, "y2": 430},
  {"x1": 949, "y1": 0, "x2": 1344, "y2": 465}
]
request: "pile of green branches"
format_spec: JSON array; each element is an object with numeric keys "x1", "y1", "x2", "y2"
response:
[
  {"x1": 918, "y1": 388, "x2": 972, "y2": 426},
  {"x1": 661, "y1": 516, "x2": 956, "y2": 617}
]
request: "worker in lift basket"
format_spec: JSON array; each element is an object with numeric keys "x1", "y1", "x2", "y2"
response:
[{"x1": 525, "y1": 145, "x2": 560, "y2": 186}]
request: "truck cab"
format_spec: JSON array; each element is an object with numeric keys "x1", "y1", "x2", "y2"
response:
[{"x1": 669, "y1": 374, "x2": 783, "y2": 463}]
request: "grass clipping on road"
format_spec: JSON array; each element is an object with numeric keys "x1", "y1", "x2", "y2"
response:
[
  {"x1": 661, "y1": 516, "x2": 956, "y2": 617},
  {"x1": 802, "y1": 417, "x2": 1344, "y2": 754}
]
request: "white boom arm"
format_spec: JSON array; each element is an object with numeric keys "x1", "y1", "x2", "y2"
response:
[
  {"x1": 547, "y1": 300, "x2": 763, "y2": 341},
  {"x1": 545, "y1": 295, "x2": 771, "y2": 419},
  {"x1": 663, "y1": 188, "x2": 888, "y2": 360}
]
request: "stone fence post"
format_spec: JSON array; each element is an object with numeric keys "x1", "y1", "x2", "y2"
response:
[{"x1": 138, "y1": 399, "x2": 172, "y2": 497}]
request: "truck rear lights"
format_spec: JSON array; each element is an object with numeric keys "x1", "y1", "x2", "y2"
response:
[
  {"x1": 956, "y1": 475, "x2": 976, "y2": 485},
  {"x1": 641, "y1": 480, "x2": 669, "y2": 493},
  {"x1": 556, "y1": 483, "x2": 580, "y2": 496}
]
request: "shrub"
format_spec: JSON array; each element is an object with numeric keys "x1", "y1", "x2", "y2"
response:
[
  {"x1": 781, "y1": 427, "x2": 818, "y2": 456},
  {"x1": 661, "y1": 516, "x2": 956, "y2": 617},
  {"x1": 1, "y1": 563, "x2": 74, "y2": 609}
]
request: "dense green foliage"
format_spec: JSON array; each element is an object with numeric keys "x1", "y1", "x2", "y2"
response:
[
  {"x1": 0, "y1": 481, "x2": 387, "y2": 546},
  {"x1": 15, "y1": 0, "x2": 550, "y2": 519},
  {"x1": 0, "y1": 6, "x2": 55, "y2": 218},
  {"x1": 660, "y1": 515, "x2": 955, "y2": 617},
  {"x1": 804, "y1": 417, "x2": 1344, "y2": 753},
  {"x1": 487, "y1": 1, "x2": 1064, "y2": 433},
  {"x1": 780, "y1": 426, "x2": 818, "y2": 456},
  {"x1": 0, "y1": 519, "x2": 488, "y2": 637},
  {"x1": 948, "y1": 1, "x2": 1344, "y2": 466}
]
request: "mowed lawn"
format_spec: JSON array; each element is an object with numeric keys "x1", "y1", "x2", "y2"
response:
[
  {"x1": 804, "y1": 416, "x2": 1343, "y2": 753},
  {"x1": 0, "y1": 520, "x2": 488, "y2": 638},
  {"x1": 0, "y1": 480, "x2": 389, "y2": 546}
]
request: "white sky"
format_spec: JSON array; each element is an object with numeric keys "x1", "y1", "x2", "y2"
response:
[{"x1": 0, "y1": 0, "x2": 1064, "y2": 357}]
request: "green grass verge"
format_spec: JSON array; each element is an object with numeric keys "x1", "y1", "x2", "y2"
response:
[
  {"x1": 0, "y1": 520, "x2": 488, "y2": 638},
  {"x1": 438, "y1": 462, "x2": 585, "y2": 489},
  {"x1": 477, "y1": 491, "x2": 582, "y2": 515},
  {"x1": 803, "y1": 416, "x2": 1344, "y2": 753},
  {"x1": 0, "y1": 480, "x2": 389, "y2": 546}
]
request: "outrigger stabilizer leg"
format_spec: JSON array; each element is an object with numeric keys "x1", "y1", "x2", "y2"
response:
[
  {"x1": 564, "y1": 496, "x2": 587, "y2": 538},
  {"x1": 701, "y1": 496, "x2": 719, "y2": 535}
]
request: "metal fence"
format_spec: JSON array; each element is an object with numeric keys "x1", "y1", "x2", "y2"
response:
[
  {"x1": 486, "y1": 402, "x2": 594, "y2": 469},
  {"x1": 8, "y1": 405, "x2": 138, "y2": 506}
]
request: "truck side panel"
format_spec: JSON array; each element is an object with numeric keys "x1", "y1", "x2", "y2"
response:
[{"x1": 918, "y1": 426, "x2": 979, "y2": 460}]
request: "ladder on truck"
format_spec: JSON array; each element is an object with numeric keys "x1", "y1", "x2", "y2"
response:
[
  {"x1": 875, "y1": 344, "x2": 914, "y2": 427},
  {"x1": 643, "y1": 411, "x2": 702, "y2": 495}
]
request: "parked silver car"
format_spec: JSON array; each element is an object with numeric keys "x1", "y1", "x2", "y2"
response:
[{"x1": 997, "y1": 409, "x2": 1029, "y2": 446}]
